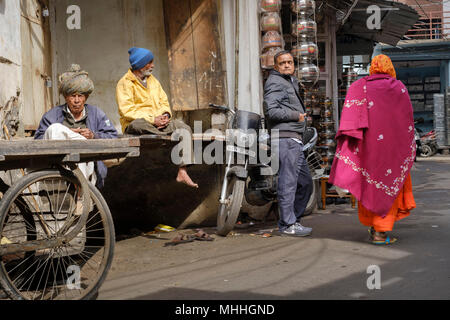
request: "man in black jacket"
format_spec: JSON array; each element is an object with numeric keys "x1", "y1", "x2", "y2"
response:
[{"x1": 263, "y1": 51, "x2": 313, "y2": 237}]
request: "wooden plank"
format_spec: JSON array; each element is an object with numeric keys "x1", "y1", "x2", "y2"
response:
[
  {"x1": 0, "y1": 138, "x2": 140, "y2": 157},
  {"x1": 190, "y1": 0, "x2": 227, "y2": 109},
  {"x1": 163, "y1": 0, "x2": 199, "y2": 111}
]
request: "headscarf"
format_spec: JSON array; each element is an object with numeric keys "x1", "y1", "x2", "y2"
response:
[
  {"x1": 59, "y1": 64, "x2": 94, "y2": 97},
  {"x1": 369, "y1": 54, "x2": 396, "y2": 79},
  {"x1": 329, "y1": 55, "x2": 415, "y2": 217}
]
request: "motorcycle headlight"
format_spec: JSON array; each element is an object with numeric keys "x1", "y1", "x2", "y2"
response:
[{"x1": 231, "y1": 129, "x2": 257, "y2": 148}]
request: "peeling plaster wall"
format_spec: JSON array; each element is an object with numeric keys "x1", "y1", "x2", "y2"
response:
[
  {"x1": 51, "y1": 0, "x2": 170, "y2": 134},
  {"x1": 0, "y1": 0, "x2": 22, "y2": 137}
]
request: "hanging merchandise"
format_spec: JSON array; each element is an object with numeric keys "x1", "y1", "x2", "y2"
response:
[
  {"x1": 291, "y1": 19, "x2": 317, "y2": 40},
  {"x1": 261, "y1": 12, "x2": 282, "y2": 32},
  {"x1": 262, "y1": 31, "x2": 283, "y2": 50},
  {"x1": 339, "y1": 56, "x2": 359, "y2": 119},
  {"x1": 291, "y1": 42, "x2": 318, "y2": 62},
  {"x1": 291, "y1": 0, "x2": 319, "y2": 88},
  {"x1": 291, "y1": 0, "x2": 316, "y2": 15},
  {"x1": 260, "y1": 0, "x2": 282, "y2": 13},
  {"x1": 317, "y1": 98, "x2": 336, "y2": 169},
  {"x1": 261, "y1": 47, "x2": 284, "y2": 69},
  {"x1": 296, "y1": 63, "x2": 320, "y2": 85},
  {"x1": 260, "y1": 0, "x2": 283, "y2": 71}
]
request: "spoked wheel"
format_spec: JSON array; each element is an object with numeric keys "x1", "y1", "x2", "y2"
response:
[
  {"x1": 420, "y1": 144, "x2": 433, "y2": 157},
  {"x1": 303, "y1": 179, "x2": 319, "y2": 217},
  {"x1": 0, "y1": 169, "x2": 114, "y2": 300},
  {"x1": 217, "y1": 175, "x2": 245, "y2": 237}
]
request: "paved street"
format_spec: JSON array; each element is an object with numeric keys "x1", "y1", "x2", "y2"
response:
[{"x1": 98, "y1": 157, "x2": 450, "y2": 300}]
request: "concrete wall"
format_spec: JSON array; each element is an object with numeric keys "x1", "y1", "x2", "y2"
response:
[
  {"x1": 50, "y1": 0, "x2": 170, "y2": 133},
  {"x1": 0, "y1": 0, "x2": 22, "y2": 137}
]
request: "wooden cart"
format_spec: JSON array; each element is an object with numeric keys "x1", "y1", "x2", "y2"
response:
[{"x1": 0, "y1": 138, "x2": 140, "y2": 300}]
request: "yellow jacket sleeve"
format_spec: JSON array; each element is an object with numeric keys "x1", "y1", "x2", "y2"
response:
[
  {"x1": 116, "y1": 80, "x2": 155, "y2": 125},
  {"x1": 156, "y1": 81, "x2": 173, "y2": 118}
]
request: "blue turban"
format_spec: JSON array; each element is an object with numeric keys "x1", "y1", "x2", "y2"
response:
[{"x1": 128, "y1": 47, "x2": 154, "y2": 70}]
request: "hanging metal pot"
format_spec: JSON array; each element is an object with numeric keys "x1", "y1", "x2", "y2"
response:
[
  {"x1": 296, "y1": 63, "x2": 319, "y2": 86},
  {"x1": 321, "y1": 108, "x2": 333, "y2": 118},
  {"x1": 291, "y1": 0, "x2": 316, "y2": 15},
  {"x1": 291, "y1": 19, "x2": 317, "y2": 39},
  {"x1": 291, "y1": 42, "x2": 318, "y2": 61}
]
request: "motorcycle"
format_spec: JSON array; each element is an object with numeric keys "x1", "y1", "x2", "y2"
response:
[
  {"x1": 209, "y1": 103, "x2": 324, "y2": 236},
  {"x1": 414, "y1": 126, "x2": 422, "y2": 162},
  {"x1": 418, "y1": 129, "x2": 438, "y2": 157},
  {"x1": 414, "y1": 118, "x2": 438, "y2": 158}
]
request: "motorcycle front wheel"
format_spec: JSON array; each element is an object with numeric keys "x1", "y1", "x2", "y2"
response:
[
  {"x1": 420, "y1": 144, "x2": 433, "y2": 157},
  {"x1": 216, "y1": 176, "x2": 245, "y2": 237},
  {"x1": 303, "y1": 179, "x2": 319, "y2": 216}
]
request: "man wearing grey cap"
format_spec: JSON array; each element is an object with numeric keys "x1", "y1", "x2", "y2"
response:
[{"x1": 116, "y1": 47, "x2": 198, "y2": 188}]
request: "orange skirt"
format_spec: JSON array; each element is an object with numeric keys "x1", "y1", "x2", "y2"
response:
[{"x1": 358, "y1": 174, "x2": 416, "y2": 232}]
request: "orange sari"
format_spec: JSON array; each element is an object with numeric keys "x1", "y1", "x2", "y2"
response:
[{"x1": 358, "y1": 174, "x2": 416, "y2": 232}]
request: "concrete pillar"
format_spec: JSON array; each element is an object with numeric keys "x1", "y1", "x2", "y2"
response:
[
  {"x1": 237, "y1": 0, "x2": 263, "y2": 114},
  {"x1": 222, "y1": 0, "x2": 263, "y2": 115}
]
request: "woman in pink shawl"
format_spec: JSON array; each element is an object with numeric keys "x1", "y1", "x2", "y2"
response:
[{"x1": 329, "y1": 54, "x2": 416, "y2": 245}]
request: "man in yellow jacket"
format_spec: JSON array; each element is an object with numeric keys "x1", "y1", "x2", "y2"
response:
[{"x1": 116, "y1": 47, "x2": 198, "y2": 188}]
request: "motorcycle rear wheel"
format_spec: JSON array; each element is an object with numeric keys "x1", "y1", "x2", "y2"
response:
[{"x1": 217, "y1": 176, "x2": 245, "y2": 237}]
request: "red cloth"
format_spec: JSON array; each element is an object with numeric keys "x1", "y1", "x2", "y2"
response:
[{"x1": 329, "y1": 74, "x2": 416, "y2": 217}]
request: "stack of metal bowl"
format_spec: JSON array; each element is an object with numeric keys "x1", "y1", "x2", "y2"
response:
[{"x1": 318, "y1": 98, "x2": 336, "y2": 168}]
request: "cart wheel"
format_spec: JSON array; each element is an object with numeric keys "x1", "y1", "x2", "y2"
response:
[
  {"x1": 217, "y1": 175, "x2": 245, "y2": 237},
  {"x1": 0, "y1": 169, "x2": 114, "y2": 300}
]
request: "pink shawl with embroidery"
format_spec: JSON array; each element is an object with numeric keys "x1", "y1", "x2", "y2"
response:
[{"x1": 329, "y1": 74, "x2": 416, "y2": 217}]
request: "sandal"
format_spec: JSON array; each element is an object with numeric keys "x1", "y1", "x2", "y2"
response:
[
  {"x1": 164, "y1": 234, "x2": 195, "y2": 246},
  {"x1": 194, "y1": 229, "x2": 215, "y2": 241},
  {"x1": 368, "y1": 227, "x2": 375, "y2": 239},
  {"x1": 372, "y1": 234, "x2": 397, "y2": 245}
]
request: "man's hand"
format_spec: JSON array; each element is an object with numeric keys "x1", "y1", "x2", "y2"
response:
[
  {"x1": 154, "y1": 114, "x2": 171, "y2": 129},
  {"x1": 72, "y1": 128, "x2": 94, "y2": 139},
  {"x1": 299, "y1": 113, "x2": 307, "y2": 123}
]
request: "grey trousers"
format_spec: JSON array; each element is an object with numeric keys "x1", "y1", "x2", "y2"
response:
[
  {"x1": 125, "y1": 118, "x2": 194, "y2": 166},
  {"x1": 277, "y1": 138, "x2": 313, "y2": 231}
]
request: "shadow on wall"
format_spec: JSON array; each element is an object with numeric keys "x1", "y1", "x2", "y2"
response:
[{"x1": 0, "y1": 0, "x2": 5, "y2": 15}]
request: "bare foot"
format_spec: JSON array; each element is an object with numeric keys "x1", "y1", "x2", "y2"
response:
[{"x1": 176, "y1": 167, "x2": 199, "y2": 188}]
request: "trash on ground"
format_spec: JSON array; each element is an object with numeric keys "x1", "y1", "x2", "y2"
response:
[
  {"x1": 155, "y1": 224, "x2": 176, "y2": 233},
  {"x1": 194, "y1": 229, "x2": 214, "y2": 241}
]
